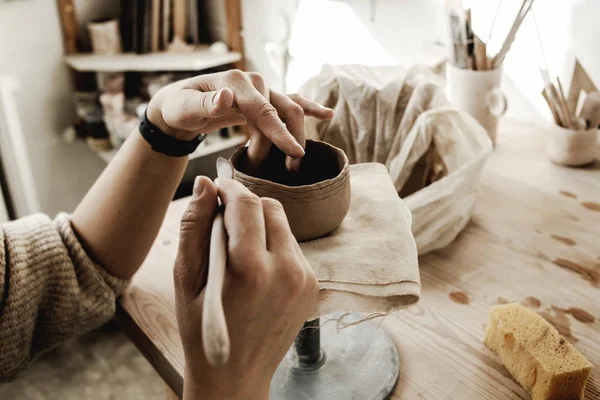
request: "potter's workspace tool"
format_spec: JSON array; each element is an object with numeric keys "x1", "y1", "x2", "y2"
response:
[
  {"x1": 201, "y1": 157, "x2": 234, "y2": 367},
  {"x1": 473, "y1": 34, "x2": 487, "y2": 71},
  {"x1": 568, "y1": 60, "x2": 600, "y2": 113},
  {"x1": 491, "y1": 0, "x2": 536, "y2": 69},
  {"x1": 579, "y1": 92, "x2": 600, "y2": 129},
  {"x1": 532, "y1": 10, "x2": 564, "y2": 126},
  {"x1": 556, "y1": 78, "x2": 574, "y2": 129},
  {"x1": 465, "y1": 8, "x2": 475, "y2": 69},
  {"x1": 446, "y1": 0, "x2": 471, "y2": 69}
]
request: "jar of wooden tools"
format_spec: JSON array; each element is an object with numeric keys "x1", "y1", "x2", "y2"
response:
[
  {"x1": 445, "y1": 0, "x2": 536, "y2": 145},
  {"x1": 544, "y1": 86, "x2": 599, "y2": 167}
]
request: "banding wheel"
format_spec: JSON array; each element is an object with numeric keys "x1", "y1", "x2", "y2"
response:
[{"x1": 270, "y1": 313, "x2": 400, "y2": 399}]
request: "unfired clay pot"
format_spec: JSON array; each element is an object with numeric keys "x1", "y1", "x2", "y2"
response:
[{"x1": 230, "y1": 140, "x2": 351, "y2": 242}]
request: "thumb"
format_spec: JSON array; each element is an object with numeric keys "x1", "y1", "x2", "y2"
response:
[
  {"x1": 173, "y1": 176, "x2": 218, "y2": 300},
  {"x1": 162, "y1": 88, "x2": 234, "y2": 131}
]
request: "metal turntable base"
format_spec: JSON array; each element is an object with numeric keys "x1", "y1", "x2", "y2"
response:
[{"x1": 270, "y1": 314, "x2": 400, "y2": 399}]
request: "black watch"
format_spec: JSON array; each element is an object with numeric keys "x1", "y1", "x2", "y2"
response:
[{"x1": 138, "y1": 111, "x2": 206, "y2": 157}]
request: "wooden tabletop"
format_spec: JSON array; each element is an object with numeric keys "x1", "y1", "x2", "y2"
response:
[{"x1": 116, "y1": 119, "x2": 600, "y2": 399}]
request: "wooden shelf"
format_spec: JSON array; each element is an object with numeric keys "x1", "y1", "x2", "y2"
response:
[
  {"x1": 95, "y1": 131, "x2": 247, "y2": 164},
  {"x1": 65, "y1": 47, "x2": 242, "y2": 72}
]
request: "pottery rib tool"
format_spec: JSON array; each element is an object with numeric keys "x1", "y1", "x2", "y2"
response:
[
  {"x1": 491, "y1": 0, "x2": 536, "y2": 68},
  {"x1": 202, "y1": 157, "x2": 234, "y2": 367},
  {"x1": 568, "y1": 60, "x2": 600, "y2": 112},
  {"x1": 579, "y1": 91, "x2": 600, "y2": 129}
]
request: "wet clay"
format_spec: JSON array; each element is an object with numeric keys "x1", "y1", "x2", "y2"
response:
[
  {"x1": 581, "y1": 201, "x2": 600, "y2": 212},
  {"x1": 559, "y1": 190, "x2": 577, "y2": 199},
  {"x1": 449, "y1": 291, "x2": 470, "y2": 305},
  {"x1": 231, "y1": 140, "x2": 351, "y2": 242},
  {"x1": 550, "y1": 234, "x2": 576, "y2": 246},
  {"x1": 233, "y1": 140, "x2": 343, "y2": 186},
  {"x1": 539, "y1": 306, "x2": 578, "y2": 343},
  {"x1": 521, "y1": 296, "x2": 542, "y2": 308},
  {"x1": 552, "y1": 258, "x2": 600, "y2": 287}
]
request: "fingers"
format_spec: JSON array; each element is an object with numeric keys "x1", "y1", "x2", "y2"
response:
[
  {"x1": 270, "y1": 91, "x2": 306, "y2": 171},
  {"x1": 260, "y1": 198, "x2": 296, "y2": 252},
  {"x1": 244, "y1": 72, "x2": 275, "y2": 170},
  {"x1": 161, "y1": 88, "x2": 234, "y2": 132},
  {"x1": 223, "y1": 71, "x2": 305, "y2": 160},
  {"x1": 174, "y1": 176, "x2": 218, "y2": 300},
  {"x1": 215, "y1": 178, "x2": 266, "y2": 268},
  {"x1": 288, "y1": 93, "x2": 334, "y2": 120}
]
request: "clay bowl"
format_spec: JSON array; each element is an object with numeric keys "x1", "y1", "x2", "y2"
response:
[{"x1": 230, "y1": 140, "x2": 351, "y2": 242}]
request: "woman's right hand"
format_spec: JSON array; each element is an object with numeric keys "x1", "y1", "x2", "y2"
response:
[{"x1": 174, "y1": 175, "x2": 319, "y2": 399}]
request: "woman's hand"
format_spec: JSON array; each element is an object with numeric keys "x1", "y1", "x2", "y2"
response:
[
  {"x1": 174, "y1": 176, "x2": 319, "y2": 399},
  {"x1": 146, "y1": 70, "x2": 333, "y2": 170}
]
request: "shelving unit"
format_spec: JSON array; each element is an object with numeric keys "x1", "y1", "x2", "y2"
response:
[
  {"x1": 65, "y1": 47, "x2": 242, "y2": 72},
  {"x1": 95, "y1": 130, "x2": 247, "y2": 164}
]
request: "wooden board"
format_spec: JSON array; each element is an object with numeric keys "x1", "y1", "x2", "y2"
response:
[{"x1": 116, "y1": 119, "x2": 600, "y2": 399}]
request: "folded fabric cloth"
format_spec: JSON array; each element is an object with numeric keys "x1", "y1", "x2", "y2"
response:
[{"x1": 303, "y1": 162, "x2": 420, "y2": 319}]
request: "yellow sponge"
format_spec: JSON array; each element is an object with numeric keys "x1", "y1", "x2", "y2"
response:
[{"x1": 485, "y1": 303, "x2": 593, "y2": 400}]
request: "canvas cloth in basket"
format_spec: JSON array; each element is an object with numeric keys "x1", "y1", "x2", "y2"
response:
[{"x1": 299, "y1": 64, "x2": 493, "y2": 254}]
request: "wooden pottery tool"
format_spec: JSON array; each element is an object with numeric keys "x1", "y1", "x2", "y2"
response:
[
  {"x1": 556, "y1": 78, "x2": 574, "y2": 129},
  {"x1": 491, "y1": 0, "x2": 536, "y2": 68},
  {"x1": 473, "y1": 34, "x2": 487, "y2": 71},
  {"x1": 201, "y1": 157, "x2": 235, "y2": 367},
  {"x1": 542, "y1": 86, "x2": 563, "y2": 126},
  {"x1": 579, "y1": 91, "x2": 600, "y2": 128}
]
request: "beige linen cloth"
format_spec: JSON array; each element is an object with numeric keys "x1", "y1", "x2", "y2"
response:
[
  {"x1": 303, "y1": 162, "x2": 420, "y2": 319},
  {"x1": 299, "y1": 64, "x2": 493, "y2": 255}
]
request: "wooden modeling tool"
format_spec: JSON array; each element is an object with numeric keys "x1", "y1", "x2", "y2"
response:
[
  {"x1": 491, "y1": 0, "x2": 536, "y2": 68},
  {"x1": 202, "y1": 157, "x2": 234, "y2": 367},
  {"x1": 473, "y1": 34, "x2": 487, "y2": 71},
  {"x1": 579, "y1": 91, "x2": 600, "y2": 128},
  {"x1": 542, "y1": 86, "x2": 562, "y2": 126},
  {"x1": 556, "y1": 78, "x2": 574, "y2": 129}
]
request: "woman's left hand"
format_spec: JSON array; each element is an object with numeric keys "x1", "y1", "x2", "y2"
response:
[{"x1": 146, "y1": 70, "x2": 333, "y2": 170}]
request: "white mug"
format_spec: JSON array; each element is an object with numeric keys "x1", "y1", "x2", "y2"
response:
[
  {"x1": 547, "y1": 125, "x2": 598, "y2": 167},
  {"x1": 446, "y1": 63, "x2": 507, "y2": 145}
]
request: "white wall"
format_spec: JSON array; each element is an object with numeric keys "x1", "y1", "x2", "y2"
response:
[
  {"x1": 207, "y1": 0, "x2": 600, "y2": 124},
  {"x1": 0, "y1": 0, "x2": 107, "y2": 216}
]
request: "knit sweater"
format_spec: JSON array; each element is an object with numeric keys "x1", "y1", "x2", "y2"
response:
[{"x1": 0, "y1": 213, "x2": 129, "y2": 381}]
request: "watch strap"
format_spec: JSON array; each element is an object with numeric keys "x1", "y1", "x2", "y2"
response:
[{"x1": 139, "y1": 111, "x2": 206, "y2": 157}]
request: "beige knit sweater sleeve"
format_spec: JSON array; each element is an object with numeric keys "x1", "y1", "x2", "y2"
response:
[{"x1": 0, "y1": 213, "x2": 129, "y2": 380}]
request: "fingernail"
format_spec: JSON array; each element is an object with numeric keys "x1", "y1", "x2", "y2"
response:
[
  {"x1": 286, "y1": 157, "x2": 301, "y2": 172},
  {"x1": 213, "y1": 90, "x2": 222, "y2": 106},
  {"x1": 193, "y1": 176, "x2": 204, "y2": 196},
  {"x1": 294, "y1": 142, "x2": 305, "y2": 157}
]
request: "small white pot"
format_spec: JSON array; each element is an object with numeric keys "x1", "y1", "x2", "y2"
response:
[
  {"x1": 547, "y1": 125, "x2": 598, "y2": 167},
  {"x1": 446, "y1": 63, "x2": 507, "y2": 145}
]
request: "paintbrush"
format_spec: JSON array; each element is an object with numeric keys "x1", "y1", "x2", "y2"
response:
[{"x1": 202, "y1": 157, "x2": 234, "y2": 367}]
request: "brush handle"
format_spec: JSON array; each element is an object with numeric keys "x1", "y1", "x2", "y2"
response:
[{"x1": 202, "y1": 210, "x2": 230, "y2": 367}]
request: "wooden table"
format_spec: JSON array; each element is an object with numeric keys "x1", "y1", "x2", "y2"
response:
[{"x1": 116, "y1": 119, "x2": 600, "y2": 399}]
